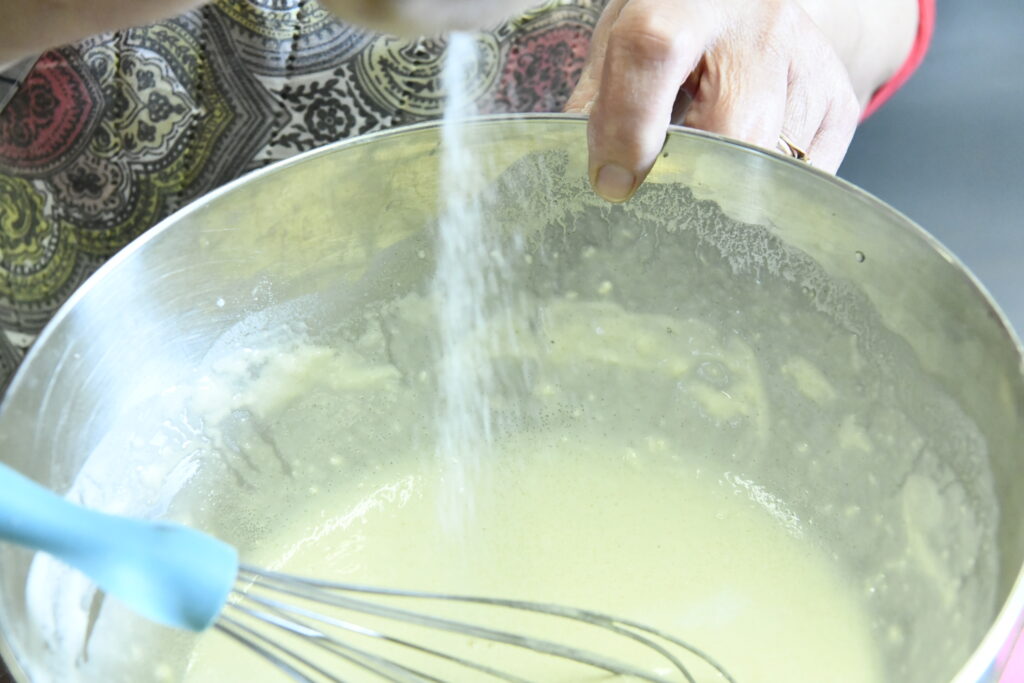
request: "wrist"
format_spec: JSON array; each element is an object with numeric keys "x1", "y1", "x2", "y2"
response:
[{"x1": 793, "y1": 0, "x2": 919, "y2": 109}]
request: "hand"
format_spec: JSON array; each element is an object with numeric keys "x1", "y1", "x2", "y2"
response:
[{"x1": 565, "y1": 0, "x2": 875, "y2": 202}]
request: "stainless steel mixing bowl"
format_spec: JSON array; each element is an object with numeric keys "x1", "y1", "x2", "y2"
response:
[{"x1": 1, "y1": 115, "x2": 1022, "y2": 681}]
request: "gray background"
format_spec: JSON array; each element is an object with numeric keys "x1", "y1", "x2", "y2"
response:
[{"x1": 840, "y1": 0, "x2": 1024, "y2": 333}]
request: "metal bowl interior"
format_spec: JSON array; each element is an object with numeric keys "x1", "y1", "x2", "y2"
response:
[{"x1": 0, "y1": 115, "x2": 1022, "y2": 682}]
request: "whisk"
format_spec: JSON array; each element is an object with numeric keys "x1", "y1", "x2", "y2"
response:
[{"x1": 0, "y1": 462, "x2": 734, "y2": 682}]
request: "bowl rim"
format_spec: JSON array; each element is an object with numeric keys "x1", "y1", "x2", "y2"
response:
[{"x1": 1, "y1": 113, "x2": 1021, "y2": 682}]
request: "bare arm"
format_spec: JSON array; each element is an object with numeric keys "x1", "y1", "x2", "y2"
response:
[
  {"x1": 0, "y1": 0, "x2": 206, "y2": 64},
  {"x1": 0, "y1": 0, "x2": 540, "y2": 65},
  {"x1": 798, "y1": 0, "x2": 919, "y2": 108}
]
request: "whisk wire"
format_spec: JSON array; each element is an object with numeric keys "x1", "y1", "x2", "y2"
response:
[
  {"x1": 245, "y1": 572, "x2": 674, "y2": 681},
  {"x1": 217, "y1": 615, "x2": 326, "y2": 683},
  {"x1": 587, "y1": 617, "x2": 736, "y2": 683},
  {"x1": 292, "y1": 578, "x2": 735, "y2": 683},
  {"x1": 237, "y1": 565, "x2": 729, "y2": 682},
  {"x1": 240, "y1": 591, "x2": 530, "y2": 682},
  {"x1": 224, "y1": 602, "x2": 430, "y2": 683}
]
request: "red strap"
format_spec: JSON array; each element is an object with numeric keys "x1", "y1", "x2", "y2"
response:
[{"x1": 861, "y1": 0, "x2": 936, "y2": 119}]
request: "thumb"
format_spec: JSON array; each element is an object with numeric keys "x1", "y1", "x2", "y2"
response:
[{"x1": 587, "y1": 0, "x2": 720, "y2": 202}]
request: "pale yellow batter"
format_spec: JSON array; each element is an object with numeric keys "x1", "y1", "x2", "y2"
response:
[
  {"x1": 28, "y1": 290, "x2": 991, "y2": 682},
  {"x1": 184, "y1": 430, "x2": 883, "y2": 682}
]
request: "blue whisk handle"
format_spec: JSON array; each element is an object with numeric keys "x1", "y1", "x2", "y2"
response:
[{"x1": 0, "y1": 462, "x2": 237, "y2": 631}]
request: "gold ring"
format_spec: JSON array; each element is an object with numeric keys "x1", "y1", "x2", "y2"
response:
[{"x1": 777, "y1": 133, "x2": 810, "y2": 163}]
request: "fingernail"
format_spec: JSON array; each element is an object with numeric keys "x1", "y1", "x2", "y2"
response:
[{"x1": 594, "y1": 163, "x2": 636, "y2": 203}]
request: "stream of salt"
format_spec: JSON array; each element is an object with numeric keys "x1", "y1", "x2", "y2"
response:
[{"x1": 433, "y1": 32, "x2": 511, "y2": 534}]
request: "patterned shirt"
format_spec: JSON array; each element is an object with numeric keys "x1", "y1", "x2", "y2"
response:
[{"x1": 0, "y1": 0, "x2": 602, "y2": 391}]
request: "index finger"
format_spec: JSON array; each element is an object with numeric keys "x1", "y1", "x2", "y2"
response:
[
  {"x1": 564, "y1": 0, "x2": 629, "y2": 113},
  {"x1": 587, "y1": 0, "x2": 721, "y2": 202}
]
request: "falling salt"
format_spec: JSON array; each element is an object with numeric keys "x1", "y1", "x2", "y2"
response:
[{"x1": 432, "y1": 32, "x2": 514, "y2": 535}]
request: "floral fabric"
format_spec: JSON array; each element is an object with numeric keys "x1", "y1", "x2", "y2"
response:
[{"x1": 0, "y1": 0, "x2": 602, "y2": 391}]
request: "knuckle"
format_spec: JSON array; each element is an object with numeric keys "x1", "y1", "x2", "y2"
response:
[
  {"x1": 610, "y1": 15, "x2": 686, "y2": 64},
  {"x1": 751, "y1": 0, "x2": 801, "y2": 46}
]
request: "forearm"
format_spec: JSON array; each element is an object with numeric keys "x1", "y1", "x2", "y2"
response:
[
  {"x1": 795, "y1": 0, "x2": 920, "y2": 109},
  {"x1": 0, "y1": 0, "x2": 541, "y2": 65},
  {"x1": 0, "y1": 0, "x2": 206, "y2": 65}
]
